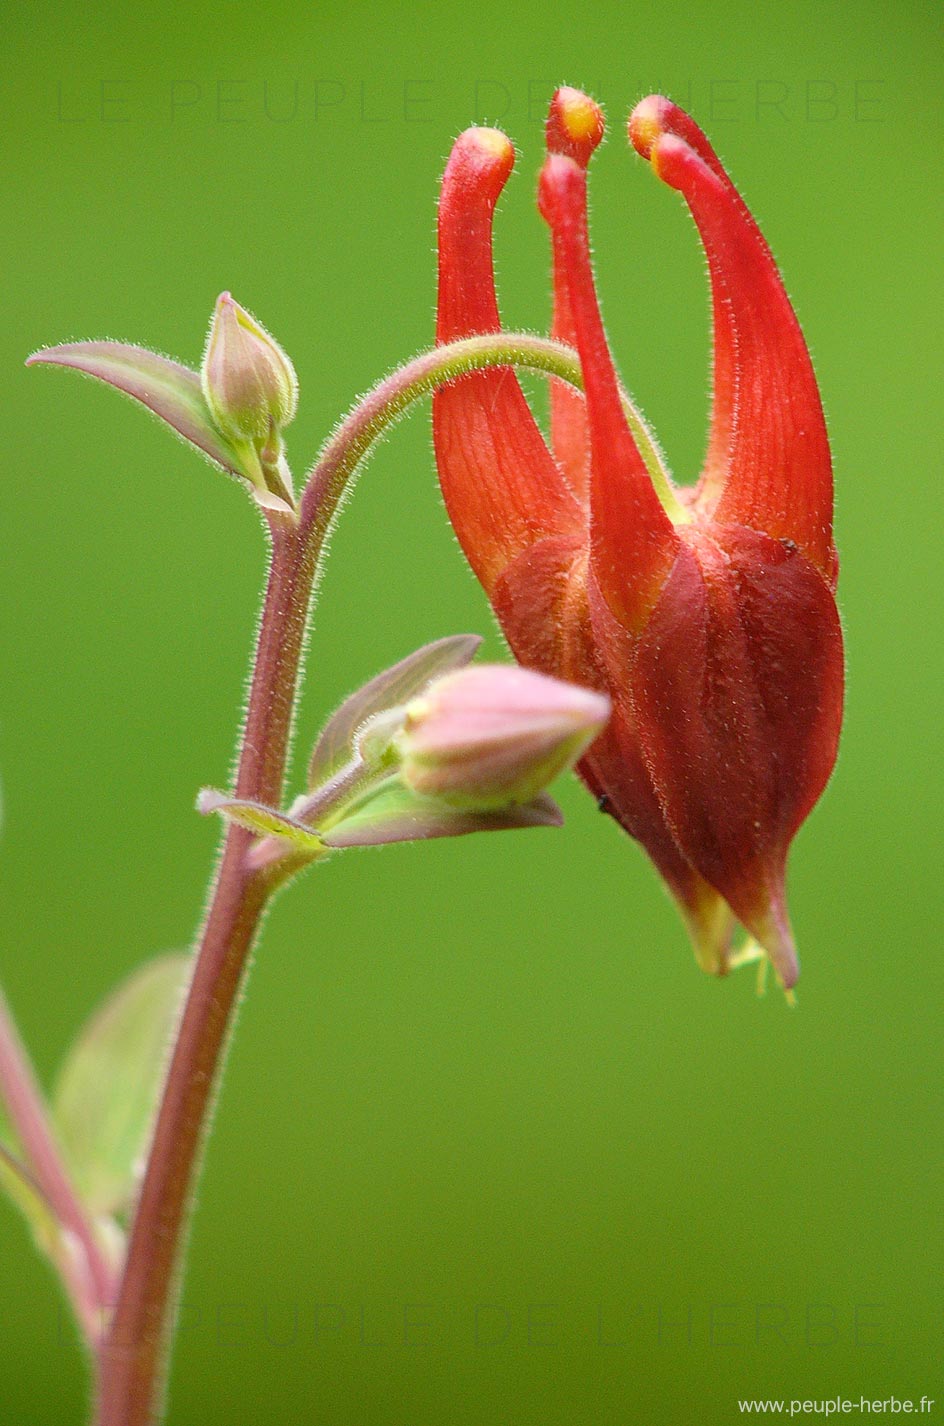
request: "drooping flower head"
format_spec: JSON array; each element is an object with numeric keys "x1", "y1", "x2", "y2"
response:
[{"x1": 433, "y1": 88, "x2": 844, "y2": 988}]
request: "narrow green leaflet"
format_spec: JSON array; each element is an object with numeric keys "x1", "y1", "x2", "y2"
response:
[
  {"x1": 307, "y1": 634, "x2": 481, "y2": 789},
  {"x1": 196, "y1": 789, "x2": 327, "y2": 854},
  {"x1": 26, "y1": 342, "x2": 247, "y2": 478},
  {"x1": 52, "y1": 954, "x2": 190, "y2": 1220}
]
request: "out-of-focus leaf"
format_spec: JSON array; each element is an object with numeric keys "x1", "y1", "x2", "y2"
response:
[
  {"x1": 307, "y1": 635, "x2": 481, "y2": 789},
  {"x1": 0, "y1": 1098, "x2": 12, "y2": 1152},
  {"x1": 52, "y1": 954, "x2": 190, "y2": 1219},
  {"x1": 0, "y1": 1157, "x2": 61, "y2": 1277},
  {"x1": 0, "y1": 1139, "x2": 53, "y2": 1236},
  {"x1": 0, "y1": 801, "x2": 63, "y2": 1250},
  {"x1": 322, "y1": 783, "x2": 563, "y2": 848},
  {"x1": 26, "y1": 342, "x2": 247, "y2": 478},
  {"x1": 0, "y1": 1107, "x2": 63, "y2": 1259},
  {"x1": 196, "y1": 790, "x2": 327, "y2": 854},
  {"x1": 0, "y1": 991, "x2": 58, "y2": 1247}
]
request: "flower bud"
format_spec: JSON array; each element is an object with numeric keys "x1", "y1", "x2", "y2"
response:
[
  {"x1": 201, "y1": 292, "x2": 298, "y2": 448},
  {"x1": 397, "y1": 664, "x2": 609, "y2": 809}
]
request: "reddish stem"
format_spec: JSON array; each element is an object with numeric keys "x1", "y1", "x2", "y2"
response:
[{"x1": 95, "y1": 519, "x2": 318, "y2": 1426}]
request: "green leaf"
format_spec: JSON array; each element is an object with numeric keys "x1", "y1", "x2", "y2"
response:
[
  {"x1": 26, "y1": 342, "x2": 248, "y2": 479},
  {"x1": 307, "y1": 635, "x2": 481, "y2": 789},
  {"x1": 52, "y1": 954, "x2": 190, "y2": 1219},
  {"x1": 322, "y1": 783, "x2": 563, "y2": 848}
]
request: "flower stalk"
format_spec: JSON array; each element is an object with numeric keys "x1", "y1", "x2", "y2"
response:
[
  {"x1": 90, "y1": 331, "x2": 598, "y2": 1426},
  {"x1": 95, "y1": 520, "x2": 312, "y2": 1424}
]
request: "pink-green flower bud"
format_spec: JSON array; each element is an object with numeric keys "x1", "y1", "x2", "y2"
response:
[
  {"x1": 397, "y1": 664, "x2": 610, "y2": 809},
  {"x1": 201, "y1": 292, "x2": 298, "y2": 448}
]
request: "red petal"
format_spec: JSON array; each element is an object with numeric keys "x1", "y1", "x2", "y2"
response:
[
  {"x1": 543, "y1": 89, "x2": 606, "y2": 501},
  {"x1": 629, "y1": 529, "x2": 843, "y2": 986},
  {"x1": 538, "y1": 153, "x2": 679, "y2": 635},
  {"x1": 591, "y1": 709, "x2": 739, "y2": 967},
  {"x1": 433, "y1": 128, "x2": 584, "y2": 594},
  {"x1": 719, "y1": 526, "x2": 844, "y2": 844},
  {"x1": 493, "y1": 534, "x2": 738, "y2": 977},
  {"x1": 629, "y1": 98, "x2": 837, "y2": 583}
]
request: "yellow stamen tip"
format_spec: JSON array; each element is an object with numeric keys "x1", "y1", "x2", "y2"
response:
[
  {"x1": 628, "y1": 96, "x2": 667, "y2": 160},
  {"x1": 468, "y1": 127, "x2": 514, "y2": 163},
  {"x1": 557, "y1": 88, "x2": 602, "y2": 143}
]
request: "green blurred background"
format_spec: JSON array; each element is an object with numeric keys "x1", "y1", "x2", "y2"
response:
[{"x1": 1, "y1": 0, "x2": 940, "y2": 1421}]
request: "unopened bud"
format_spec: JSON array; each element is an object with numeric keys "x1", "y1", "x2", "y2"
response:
[
  {"x1": 201, "y1": 292, "x2": 298, "y2": 448},
  {"x1": 397, "y1": 664, "x2": 609, "y2": 809}
]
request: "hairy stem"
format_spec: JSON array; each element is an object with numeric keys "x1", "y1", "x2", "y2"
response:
[
  {"x1": 300, "y1": 332, "x2": 683, "y2": 536},
  {"x1": 95, "y1": 520, "x2": 317, "y2": 1425},
  {"x1": 94, "y1": 332, "x2": 608, "y2": 1426}
]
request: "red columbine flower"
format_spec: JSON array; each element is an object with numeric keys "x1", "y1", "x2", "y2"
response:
[{"x1": 432, "y1": 88, "x2": 844, "y2": 988}]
